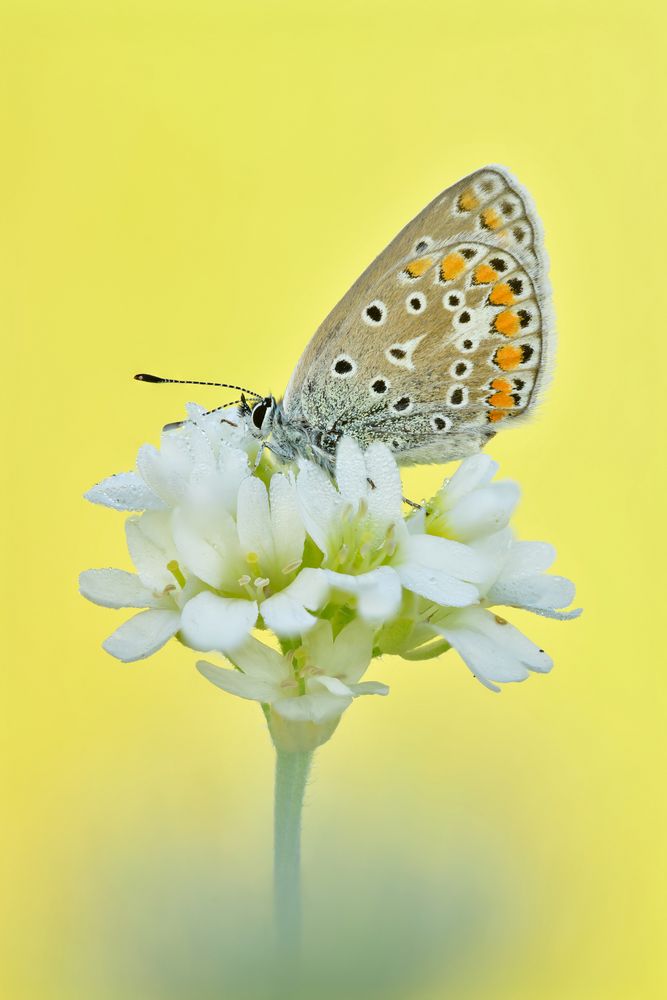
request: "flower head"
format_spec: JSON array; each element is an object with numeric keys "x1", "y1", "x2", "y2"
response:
[{"x1": 81, "y1": 405, "x2": 580, "y2": 749}]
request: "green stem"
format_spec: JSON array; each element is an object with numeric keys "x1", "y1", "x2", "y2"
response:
[{"x1": 274, "y1": 748, "x2": 313, "y2": 962}]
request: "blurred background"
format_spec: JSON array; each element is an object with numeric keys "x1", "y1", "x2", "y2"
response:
[{"x1": 1, "y1": 1, "x2": 664, "y2": 997}]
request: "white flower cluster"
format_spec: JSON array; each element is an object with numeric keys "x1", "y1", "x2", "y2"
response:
[{"x1": 80, "y1": 404, "x2": 580, "y2": 750}]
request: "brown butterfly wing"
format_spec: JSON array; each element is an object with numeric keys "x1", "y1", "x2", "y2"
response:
[{"x1": 283, "y1": 165, "x2": 553, "y2": 465}]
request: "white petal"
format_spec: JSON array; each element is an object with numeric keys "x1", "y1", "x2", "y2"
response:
[
  {"x1": 84, "y1": 471, "x2": 165, "y2": 511},
  {"x1": 180, "y1": 422, "x2": 216, "y2": 471},
  {"x1": 79, "y1": 568, "x2": 169, "y2": 609},
  {"x1": 102, "y1": 609, "x2": 180, "y2": 662},
  {"x1": 438, "y1": 606, "x2": 552, "y2": 691},
  {"x1": 270, "y1": 474, "x2": 305, "y2": 569},
  {"x1": 296, "y1": 460, "x2": 341, "y2": 555},
  {"x1": 179, "y1": 592, "x2": 258, "y2": 653},
  {"x1": 301, "y1": 619, "x2": 335, "y2": 666},
  {"x1": 283, "y1": 567, "x2": 332, "y2": 609},
  {"x1": 184, "y1": 402, "x2": 207, "y2": 422},
  {"x1": 136, "y1": 444, "x2": 184, "y2": 506},
  {"x1": 406, "y1": 506, "x2": 427, "y2": 535},
  {"x1": 403, "y1": 534, "x2": 488, "y2": 582},
  {"x1": 126, "y1": 515, "x2": 177, "y2": 592},
  {"x1": 261, "y1": 591, "x2": 319, "y2": 637},
  {"x1": 469, "y1": 529, "x2": 514, "y2": 590},
  {"x1": 310, "y1": 675, "x2": 354, "y2": 697},
  {"x1": 335, "y1": 437, "x2": 368, "y2": 507},
  {"x1": 272, "y1": 690, "x2": 353, "y2": 724},
  {"x1": 131, "y1": 509, "x2": 175, "y2": 552},
  {"x1": 216, "y1": 444, "x2": 252, "y2": 507},
  {"x1": 521, "y1": 605, "x2": 582, "y2": 621},
  {"x1": 331, "y1": 619, "x2": 374, "y2": 683},
  {"x1": 184, "y1": 450, "x2": 250, "y2": 519},
  {"x1": 471, "y1": 609, "x2": 554, "y2": 672},
  {"x1": 348, "y1": 680, "x2": 390, "y2": 696},
  {"x1": 498, "y1": 540, "x2": 556, "y2": 578},
  {"x1": 325, "y1": 566, "x2": 402, "y2": 624},
  {"x1": 236, "y1": 477, "x2": 274, "y2": 566},
  {"x1": 302, "y1": 619, "x2": 374, "y2": 683},
  {"x1": 446, "y1": 482, "x2": 520, "y2": 542},
  {"x1": 489, "y1": 573, "x2": 576, "y2": 613},
  {"x1": 443, "y1": 454, "x2": 498, "y2": 505},
  {"x1": 365, "y1": 444, "x2": 403, "y2": 523},
  {"x1": 196, "y1": 660, "x2": 279, "y2": 703},
  {"x1": 171, "y1": 508, "x2": 226, "y2": 589},
  {"x1": 261, "y1": 568, "x2": 331, "y2": 637},
  {"x1": 229, "y1": 636, "x2": 291, "y2": 682},
  {"x1": 397, "y1": 562, "x2": 479, "y2": 607},
  {"x1": 186, "y1": 403, "x2": 248, "y2": 453},
  {"x1": 471, "y1": 527, "x2": 514, "y2": 564}
]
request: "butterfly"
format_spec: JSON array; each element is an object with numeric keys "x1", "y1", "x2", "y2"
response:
[{"x1": 138, "y1": 165, "x2": 553, "y2": 472}]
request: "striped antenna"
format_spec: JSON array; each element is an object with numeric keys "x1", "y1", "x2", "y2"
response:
[{"x1": 134, "y1": 373, "x2": 263, "y2": 400}]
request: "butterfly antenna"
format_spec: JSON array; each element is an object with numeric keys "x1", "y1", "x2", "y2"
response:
[{"x1": 134, "y1": 373, "x2": 263, "y2": 400}]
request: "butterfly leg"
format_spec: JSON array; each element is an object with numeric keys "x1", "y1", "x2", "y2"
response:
[{"x1": 367, "y1": 476, "x2": 422, "y2": 509}]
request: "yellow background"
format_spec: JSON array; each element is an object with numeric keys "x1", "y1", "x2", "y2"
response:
[{"x1": 1, "y1": 1, "x2": 664, "y2": 997}]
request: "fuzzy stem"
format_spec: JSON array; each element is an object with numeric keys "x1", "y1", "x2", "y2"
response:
[{"x1": 274, "y1": 748, "x2": 313, "y2": 963}]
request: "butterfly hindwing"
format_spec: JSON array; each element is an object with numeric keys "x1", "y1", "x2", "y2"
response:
[{"x1": 282, "y1": 165, "x2": 552, "y2": 466}]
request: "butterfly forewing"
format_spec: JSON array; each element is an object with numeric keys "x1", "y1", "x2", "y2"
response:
[{"x1": 283, "y1": 165, "x2": 553, "y2": 466}]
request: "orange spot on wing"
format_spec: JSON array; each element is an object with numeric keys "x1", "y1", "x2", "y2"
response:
[
  {"x1": 494, "y1": 345, "x2": 522, "y2": 370},
  {"x1": 489, "y1": 282, "x2": 515, "y2": 306},
  {"x1": 490, "y1": 377, "x2": 512, "y2": 393},
  {"x1": 487, "y1": 410, "x2": 506, "y2": 423},
  {"x1": 494, "y1": 310, "x2": 520, "y2": 336},
  {"x1": 404, "y1": 257, "x2": 433, "y2": 278},
  {"x1": 481, "y1": 208, "x2": 502, "y2": 230},
  {"x1": 440, "y1": 253, "x2": 466, "y2": 281},
  {"x1": 457, "y1": 189, "x2": 478, "y2": 211},
  {"x1": 473, "y1": 264, "x2": 498, "y2": 285},
  {"x1": 489, "y1": 391, "x2": 516, "y2": 409}
]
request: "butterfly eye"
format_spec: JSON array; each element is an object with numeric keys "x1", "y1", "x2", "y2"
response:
[
  {"x1": 362, "y1": 300, "x2": 387, "y2": 325},
  {"x1": 331, "y1": 354, "x2": 357, "y2": 378},
  {"x1": 406, "y1": 292, "x2": 427, "y2": 314},
  {"x1": 430, "y1": 414, "x2": 452, "y2": 433},
  {"x1": 251, "y1": 398, "x2": 273, "y2": 429}
]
